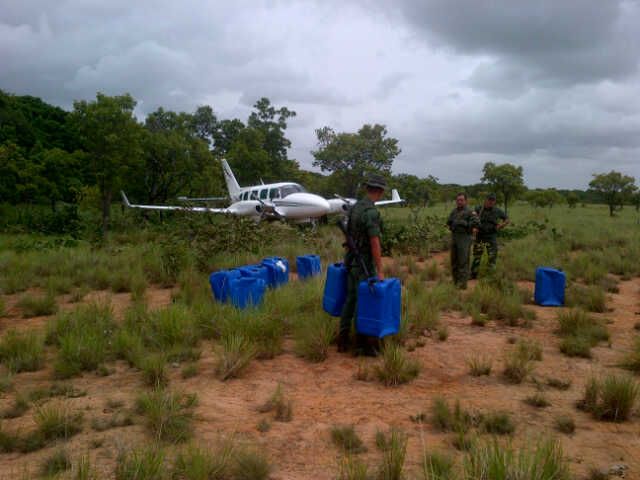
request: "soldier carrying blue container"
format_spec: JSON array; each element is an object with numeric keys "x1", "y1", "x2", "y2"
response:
[{"x1": 337, "y1": 173, "x2": 386, "y2": 355}]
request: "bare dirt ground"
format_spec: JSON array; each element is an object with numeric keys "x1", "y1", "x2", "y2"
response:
[{"x1": 0, "y1": 254, "x2": 639, "y2": 479}]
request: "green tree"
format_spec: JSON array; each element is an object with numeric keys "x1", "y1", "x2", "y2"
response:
[
  {"x1": 589, "y1": 171, "x2": 637, "y2": 216},
  {"x1": 311, "y1": 124, "x2": 400, "y2": 197},
  {"x1": 247, "y1": 98, "x2": 297, "y2": 180},
  {"x1": 212, "y1": 118, "x2": 245, "y2": 157},
  {"x1": 481, "y1": 162, "x2": 525, "y2": 216},
  {"x1": 566, "y1": 192, "x2": 579, "y2": 208},
  {"x1": 227, "y1": 128, "x2": 271, "y2": 185},
  {"x1": 33, "y1": 148, "x2": 86, "y2": 209},
  {"x1": 71, "y1": 93, "x2": 142, "y2": 234}
]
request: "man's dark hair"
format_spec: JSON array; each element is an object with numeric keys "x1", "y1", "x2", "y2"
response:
[
  {"x1": 456, "y1": 192, "x2": 467, "y2": 200},
  {"x1": 366, "y1": 185, "x2": 384, "y2": 194}
]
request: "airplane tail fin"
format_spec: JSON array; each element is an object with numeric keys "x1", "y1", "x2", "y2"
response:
[
  {"x1": 391, "y1": 189, "x2": 401, "y2": 202},
  {"x1": 120, "y1": 191, "x2": 132, "y2": 208},
  {"x1": 221, "y1": 159, "x2": 241, "y2": 200}
]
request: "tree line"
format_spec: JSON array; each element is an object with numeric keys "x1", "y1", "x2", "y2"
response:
[{"x1": 1, "y1": 89, "x2": 638, "y2": 234}]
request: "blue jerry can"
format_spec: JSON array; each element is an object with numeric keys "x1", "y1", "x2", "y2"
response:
[
  {"x1": 238, "y1": 265, "x2": 270, "y2": 286},
  {"x1": 261, "y1": 257, "x2": 290, "y2": 288},
  {"x1": 209, "y1": 269, "x2": 242, "y2": 303},
  {"x1": 356, "y1": 278, "x2": 401, "y2": 338},
  {"x1": 296, "y1": 255, "x2": 321, "y2": 280},
  {"x1": 230, "y1": 277, "x2": 266, "y2": 309},
  {"x1": 534, "y1": 267, "x2": 566, "y2": 306},
  {"x1": 322, "y1": 263, "x2": 348, "y2": 316}
]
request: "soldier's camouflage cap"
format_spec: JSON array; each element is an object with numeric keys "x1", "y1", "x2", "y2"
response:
[
  {"x1": 364, "y1": 173, "x2": 387, "y2": 190},
  {"x1": 486, "y1": 193, "x2": 497, "y2": 200}
]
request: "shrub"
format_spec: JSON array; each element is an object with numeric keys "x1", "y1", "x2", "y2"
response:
[
  {"x1": 377, "y1": 428, "x2": 407, "y2": 480},
  {"x1": 0, "y1": 329, "x2": 45, "y2": 373},
  {"x1": 566, "y1": 284, "x2": 607, "y2": 312},
  {"x1": 463, "y1": 438, "x2": 571, "y2": 480},
  {"x1": 373, "y1": 343, "x2": 420, "y2": 387},
  {"x1": 257, "y1": 384, "x2": 292, "y2": 422},
  {"x1": 17, "y1": 293, "x2": 57, "y2": 318},
  {"x1": 35, "y1": 403, "x2": 83, "y2": 440},
  {"x1": 115, "y1": 447, "x2": 165, "y2": 480},
  {"x1": 430, "y1": 398, "x2": 473, "y2": 433},
  {"x1": 231, "y1": 447, "x2": 271, "y2": 480},
  {"x1": 173, "y1": 444, "x2": 233, "y2": 480},
  {"x1": 502, "y1": 348, "x2": 534, "y2": 384},
  {"x1": 578, "y1": 374, "x2": 639, "y2": 422},
  {"x1": 524, "y1": 393, "x2": 550, "y2": 408},
  {"x1": 331, "y1": 425, "x2": 367, "y2": 454},
  {"x1": 554, "y1": 415, "x2": 575, "y2": 435},
  {"x1": 480, "y1": 411, "x2": 515, "y2": 435},
  {"x1": 215, "y1": 334, "x2": 256, "y2": 381},
  {"x1": 467, "y1": 355, "x2": 492, "y2": 377},
  {"x1": 556, "y1": 309, "x2": 609, "y2": 358},
  {"x1": 421, "y1": 451, "x2": 454, "y2": 480},
  {"x1": 620, "y1": 336, "x2": 640, "y2": 374},
  {"x1": 41, "y1": 449, "x2": 71, "y2": 477},
  {"x1": 338, "y1": 455, "x2": 370, "y2": 480},
  {"x1": 136, "y1": 389, "x2": 196, "y2": 442},
  {"x1": 293, "y1": 312, "x2": 336, "y2": 362}
]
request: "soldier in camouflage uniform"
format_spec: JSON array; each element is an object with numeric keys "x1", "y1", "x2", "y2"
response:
[
  {"x1": 338, "y1": 174, "x2": 386, "y2": 354},
  {"x1": 447, "y1": 192, "x2": 479, "y2": 289},
  {"x1": 471, "y1": 193, "x2": 509, "y2": 278}
]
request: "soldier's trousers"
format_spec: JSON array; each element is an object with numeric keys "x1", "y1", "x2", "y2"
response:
[
  {"x1": 471, "y1": 236, "x2": 498, "y2": 277},
  {"x1": 339, "y1": 267, "x2": 368, "y2": 338},
  {"x1": 450, "y1": 233, "x2": 472, "y2": 288}
]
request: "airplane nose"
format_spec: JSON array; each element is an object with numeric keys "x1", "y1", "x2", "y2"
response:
[{"x1": 310, "y1": 195, "x2": 331, "y2": 215}]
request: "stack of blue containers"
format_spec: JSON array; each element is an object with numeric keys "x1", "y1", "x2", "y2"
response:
[
  {"x1": 297, "y1": 254, "x2": 322, "y2": 280},
  {"x1": 209, "y1": 256, "x2": 290, "y2": 309}
]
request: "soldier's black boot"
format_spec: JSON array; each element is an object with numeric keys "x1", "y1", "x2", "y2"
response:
[{"x1": 337, "y1": 332, "x2": 350, "y2": 353}]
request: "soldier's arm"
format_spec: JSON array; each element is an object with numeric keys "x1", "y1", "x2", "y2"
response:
[
  {"x1": 370, "y1": 236, "x2": 384, "y2": 280},
  {"x1": 497, "y1": 210, "x2": 510, "y2": 229}
]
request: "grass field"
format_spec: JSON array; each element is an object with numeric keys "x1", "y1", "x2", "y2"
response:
[{"x1": 0, "y1": 202, "x2": 639, "y2": 479}]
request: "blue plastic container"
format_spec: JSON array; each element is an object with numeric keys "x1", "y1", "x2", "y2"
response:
[
  {"x1": 209, "y1": 269, "x2": 242, "y2": 303},
  {"x1": 238, "y1": 265, "x2": 270, "y2": 286},
  {"x1": 322, "y1": 263, "x2": 348, "y2": 316},
  {"x1": 534, "y1": 267, "x2": 566, "y2": 306},
  {"x1": 261, "y1": 257, "x2": 290, "y2": 288},
  {"x1": 229, "y1": 277, "x2": 266, "y2": 309},
  {"x1": 296, "y1": 255, "x2": 321, "y2": 280},
  {"x1": 356, "y1": 278, "x2": 401, "y2": 338}
]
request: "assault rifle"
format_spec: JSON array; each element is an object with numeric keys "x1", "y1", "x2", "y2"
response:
[{"x1": 336, "y1": 219, "x2": 372, "y2": 280}]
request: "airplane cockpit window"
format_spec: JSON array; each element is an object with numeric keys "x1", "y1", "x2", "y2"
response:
[
  {"x1": 269, "y1": 188, "x2": 280, "y2": 199},
  {"x1": 260, "y1": 189, "x2": 268, "y2": 200},
  {"x1": 279, "y1": 184, "x2": 306, "y2": 197},
  {"x1": 250, "y1": 190, "x2": 258, "y2": 200},
  {"x1": 242, "y1": 191, "x2": 249, "y2": 201}
]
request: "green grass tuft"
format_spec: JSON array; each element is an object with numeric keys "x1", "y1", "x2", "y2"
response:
[
  {"x1": 620, "y1": 336, "x2": 640, "y2": 374},
  {"x1": 293, "y1": 312, "x2": 336, "y2": 362},
  {"x1": 173, "y1": 443, "x2": 234, "y2": 480},
  {"x1": 35, "y1": 402, "x2": 83, "y2": 440},
  {"x1": 502, "y1": 347, "x2": 534, "y2": 384},
  {"x1": 467, "y1": 355, "x2": 492, "y2": 377},
  {"x1": 554, "y1": 415, "x2": 575, "y2": 435},
  {"x1": 136, "y1": 389, "x2": 196, "y2": 443},
  {"x1": 376, "y1": 428, "x2": 407, "y2": 480},
  {"x1": 331, "y1": 425, "x2": 367, "y2": 454},
  {"x1": 41, "y1": 448, "x2": 71, "y2": 477},
  {"x1": 430, "y1": 397, "x2": 473, "y2": 433},
  {"x1": 524, "y1": 393, "x2": 550, "y2": 408},
  {"x1": 373, "y1": 343, "x2": 420, "y2": 387},
  {"x1": 115, "y1": 447, "x2": 165, "y2": 480},
  {"x1": 566, "y1": 284, "x2": 607, "y2": 312},
  {"x1": 338, "y1": 455, "x2": 370, "y2": 480},
  {"x1": 577, "y1": 374, "x2": 639, "y2": 422},
  {"x1": 557, "y1": 309, "x2": 609, "y2": 359},
  {"x1": 257, "y1": 384, "x2": 293, "y2": 422},
  {"x1": 421, "y1": 451, "x2": 455, "y2": 480},
  {"x1": 17, "y1": 292, "x2": 57, "y2": 318},
  {"x1": 215, "y1": 333, "x2": 256, "y2": 381},
  {"x1": 0, "y1": 329, "x2": 45, "y2": 373},
  {"x1": 480, "y1": 411, "x2": 515, "y2": 435},
  {"x1": 231, "y1": 447, "x2": 271, "y2": 480}
]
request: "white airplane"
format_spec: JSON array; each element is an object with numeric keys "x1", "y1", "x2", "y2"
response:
[{"x1": 121, "y1": 159, "x2": 403, "y2": 222}]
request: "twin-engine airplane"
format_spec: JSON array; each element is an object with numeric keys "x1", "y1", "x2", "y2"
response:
[{"x1": 121, "y1": 159, "x2": 403, "y2": 222}]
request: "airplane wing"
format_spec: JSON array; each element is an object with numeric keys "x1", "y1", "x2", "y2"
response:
[
  {"x1": 121, "y1": 191, "x2": 229, "y2": 214},
  {"x1": 177, "y1": 196, "x2": 228, "y2": 202},
  {"x1": 375, "y1": 189, "x2": 405, "y2": 207}
]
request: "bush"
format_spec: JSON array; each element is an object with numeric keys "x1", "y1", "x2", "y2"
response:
[
  {"x1": 554, "y1": 415, "x2": 575, "y2": 435},
  {"x1": 421, "y1": 451, "x2": 454, "y2": 480},
  {"x1": 463, "y1": 438, "x2": 571, "y2": 480},
  {"x1": 35, "y1": 403, "x2": 83, "y2": 440},
  {"x1": 467, "y1": 355, "x2": 492, "y2": 377},
  {"x1": 373, "y1": 343, "x2": 420, "y2": 387},
  {"x1": 136, "y1": 389, "x2": 196, "y2": 442},
  {"x1": 41, "y1": 448, "x2": 71, "y2": 477},
  {"x1": 293, "y1": 312, "x2": 335, "y2": 362},
  {"x1": 620, "y1": 336, "x2": 640, "y2": 374},
  {"x1": 0, "y1": 329, "x2": 45, "y2": 373},
  {"x1": 430, "y1": 398, "x2": 473, "y2": 433},
  {"x1": 566, "y1": 284, "x2": 607, "y2": 312},
  {"x1": 578, "y1": 374, "x2": 639, "y2": 422},
  {"x1": 215, "y1": 333, "x2": 256, "y2": 381},
  {"x1": 17, "y1": 292, "x2": 57, "y2": 317},
  {"x1": 115, "y1": 447, "x2": 165, "y2": 480},
  {"x1": 480, "y1": 411, "x2": 515, "y2": 435},
  {"x1": 556, "y1": 309, "x2": 609, "y2": 358},
  {"x1": 331, "y1": 425, "x2": 367, "y2": 454},
  {"x1": 377, "y1": 428, "x2": 407, "y2": 480}
]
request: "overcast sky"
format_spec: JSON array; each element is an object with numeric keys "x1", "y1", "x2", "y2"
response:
[{"x1": 2, "y1": 0, "x2": 639, "y2": 188}]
